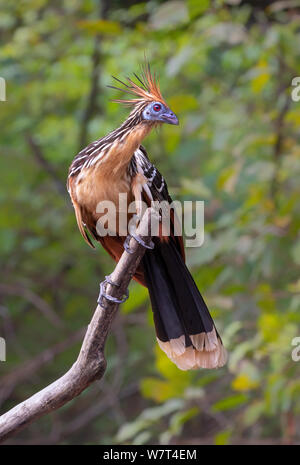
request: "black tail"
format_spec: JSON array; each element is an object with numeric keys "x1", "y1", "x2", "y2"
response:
[{"x1": 142, "y1": 240, "x2": 227, "y2": 370}]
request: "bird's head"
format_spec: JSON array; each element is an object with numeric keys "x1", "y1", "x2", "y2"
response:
[
  {"x1": 141, "y1": 100, "x2": 178, "y2": 125},
  {"x1": 108, "y1": 64, "x2": 179, "y2": 126}
]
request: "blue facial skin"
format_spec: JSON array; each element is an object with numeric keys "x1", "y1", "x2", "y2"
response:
[{"x1": 142, "y1": 101, "x2": 179, "y2": 125}]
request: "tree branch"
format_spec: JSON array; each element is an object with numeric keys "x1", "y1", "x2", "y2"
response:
[
  {"x1": 270, "y1": 49, "x2": 292, "y2": 201},
  {"x1": 0, "y1": 208, "x2": 157, "y2": 443},
  {"x1": 0, "y1": 283, "x2": 64, "y2": 328},
  {"x1": 26, "y1": 134, "x2": 66, "y2": 197},
  {"x1": 0, "y1": 328, "x2": 85, "y2": 407},
  {"x1": 78, "y1": 0, "x2": 110, "y2": 150}
]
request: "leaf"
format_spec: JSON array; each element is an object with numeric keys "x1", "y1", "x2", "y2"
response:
[
  {"x1": 217, "y1": 162, "x2": 242, "y2": 194},
  {"x1": 141, "y1": 377, "x2": 183, "y2": 403},
  {"x1": 187, "y1": 0, "x2": 210, "y2": 19},
  {"x1": 169, "y1": 407, "x2": 199, "y2": 435},
  {"x1": 212, "y1": 394, "x2": 248, "y2": 412},
  {"x1": 116, "y1": 399, "x2": 183, "y2": 442},
  {"x1": 232, "y1": 374, "x2": 259, "y2": 392},
  {"x1": 292, "y1": 239, "x2": 300, "y2": 266},
  {"x1": 132, "y1": 431, "x2": 152, "y2": 445},
  {"x1": 207, "y1": 23, "x2": 247, "y2": 45},
  {"x1": 251, "y1": 72, "x2": 269, "y2": 93},
  {"x1": 163, "y1": 124, "x2": 181, "y2": 152},
  {"x1": 214, "y1": 429, "x2": 232, "y2": 445},
  {"x1": 243, "y1": 401, "x2": 264, "y2": 427},
  {"x1": 229, "y1": 339, "x2": 259, "y2": 372},
  {"x1": 149, "y1": 1, "x2": 189, "y2": 30},
  {"x1": 166, "y1": 46, "x2": 194, "y2": 76},
  {"x1": 122, "y1": 283, "x2": 148, "y2": 314},
  {"x1": 258, "y1": 314, "x2": 282, "y2": 342},
  {"x1": 180, "y1": 178, "x2": 211, "y2": 198},
  {"x1": 251, "y1": 60, "x2": 270, "y2": 93},
  {"x1": 168, "y1": 94, "x2": 198, "y2": 113},
  {"x1": 78, "y1": 20, "x2": 122, "y2": 36}
]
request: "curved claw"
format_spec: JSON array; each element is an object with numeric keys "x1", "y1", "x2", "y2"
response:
[
  {"x1": 123, "y1": 232, "x2": 154, "y2": 254},
  {"x1": 97, "y1": 276, "x2": 129, "y2": 309},
  {"x1": 123, "y1": 235, "x2": 134, "y2": 254},
  {"x1": 130, "y1": 230, "x2": 154, "y2": 250}
]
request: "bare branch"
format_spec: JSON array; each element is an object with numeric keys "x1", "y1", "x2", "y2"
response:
[
  {"x1": 25, "y1": 134, "x2": 66, "y2": 197},
  {"x1": 0, "y1": 283, "x2": 64, "y2": 328},
  {"x1": 78, "y1": 0, "x2": 110, "y2": 150},
  {"x1": 0, "y1": 328, "x2": 85, "y2": 406},
  {"x1": 0, "y1": 208, "x2": 156, "y2": 443}
]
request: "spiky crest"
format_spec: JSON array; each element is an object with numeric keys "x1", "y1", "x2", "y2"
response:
[{"x1": 108, "y1": 63, "x2": 167, "y2": 107}]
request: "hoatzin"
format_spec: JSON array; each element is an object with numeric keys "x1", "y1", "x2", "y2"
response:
[{"x1": 67, "y1": 65, "x2": 227, "y2": 370}]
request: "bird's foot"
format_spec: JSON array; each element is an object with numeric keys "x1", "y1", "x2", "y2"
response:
[
  {"x1": 97, "y1": 274, "x2": 129, "y2": 309},
  {"x1": 123, "y1": 230, "x2": 154, "y2": 254}
]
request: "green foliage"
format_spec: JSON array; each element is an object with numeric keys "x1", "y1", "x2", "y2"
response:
[{"x1": 1, "y1": 0, "x2": 300, "y2": 445}]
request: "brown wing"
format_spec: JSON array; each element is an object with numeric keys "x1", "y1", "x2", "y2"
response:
[
  {"x1": 68, "y1": 173, "x2": 146, "y2": 285},
  {"x1": 67, "y1": 176, "x2": 95, "y2": 249}
]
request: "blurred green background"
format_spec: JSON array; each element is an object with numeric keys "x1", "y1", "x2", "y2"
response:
[{"x1": 1, "y1": 0, "x2": 300, "y2": 445}]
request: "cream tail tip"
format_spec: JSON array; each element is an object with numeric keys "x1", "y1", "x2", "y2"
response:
[{"x1": 157, "y1": 329, "x2": 228, "y2": 371}]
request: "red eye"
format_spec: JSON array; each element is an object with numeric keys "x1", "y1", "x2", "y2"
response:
[{"x1": 153, "y1": 104, "x2": 161, "y2": 112}]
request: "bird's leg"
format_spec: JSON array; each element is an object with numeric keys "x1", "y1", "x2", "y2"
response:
[
  {"x1": 131, "y1": 173, "x2": 153, "y2": 219},
  {"x1": 124, "y1": 173, "x2": 155, "y2": 253},
  {"x1": 97, "y1": 274, "x2": 129, "y2": 309}
]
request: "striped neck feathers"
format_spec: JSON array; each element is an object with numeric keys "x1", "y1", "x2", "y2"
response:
[
  {"x1": 105, "y1": 104, "x2": 155, "y2": 161},
  {"x1": 69, "y1": 103, "x2": 155, "y2": 179}
]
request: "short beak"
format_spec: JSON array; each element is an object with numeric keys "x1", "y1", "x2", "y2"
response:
[{"x1": 160, "y1": 109, "x2": 179, "y2": 125}]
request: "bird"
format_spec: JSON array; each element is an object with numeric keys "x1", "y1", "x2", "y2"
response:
[{"x1": 67, "y1": 64, "x2": 227, "y2": 370}]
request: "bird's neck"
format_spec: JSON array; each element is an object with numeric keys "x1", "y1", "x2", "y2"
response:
[
  {"x1": 119, "y1": 121, "x2": 153, "y2": 151},
  {"x1": 103, "y1": 121, "x2": 153, "y2": 178}
]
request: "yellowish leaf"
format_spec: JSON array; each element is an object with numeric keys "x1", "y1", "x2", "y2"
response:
[
  {"x1": 232, "y1": 374, "x2": 259, "y2": 392},
  {"x1": 140, "y1": 378, "x2": 180, "y2": 402},
  {"x1": 258, "y1": 314, "x2": 282, "y2": 342},
  {"x1": 251, "y1": 60, "x2": 270, "y2": 93},
  {"x1": 251, "y1": 72, "x2": 269, "y2": 93},
  {"x1": 78, "y1": 20, "x2": 122, "y2": 36}
]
